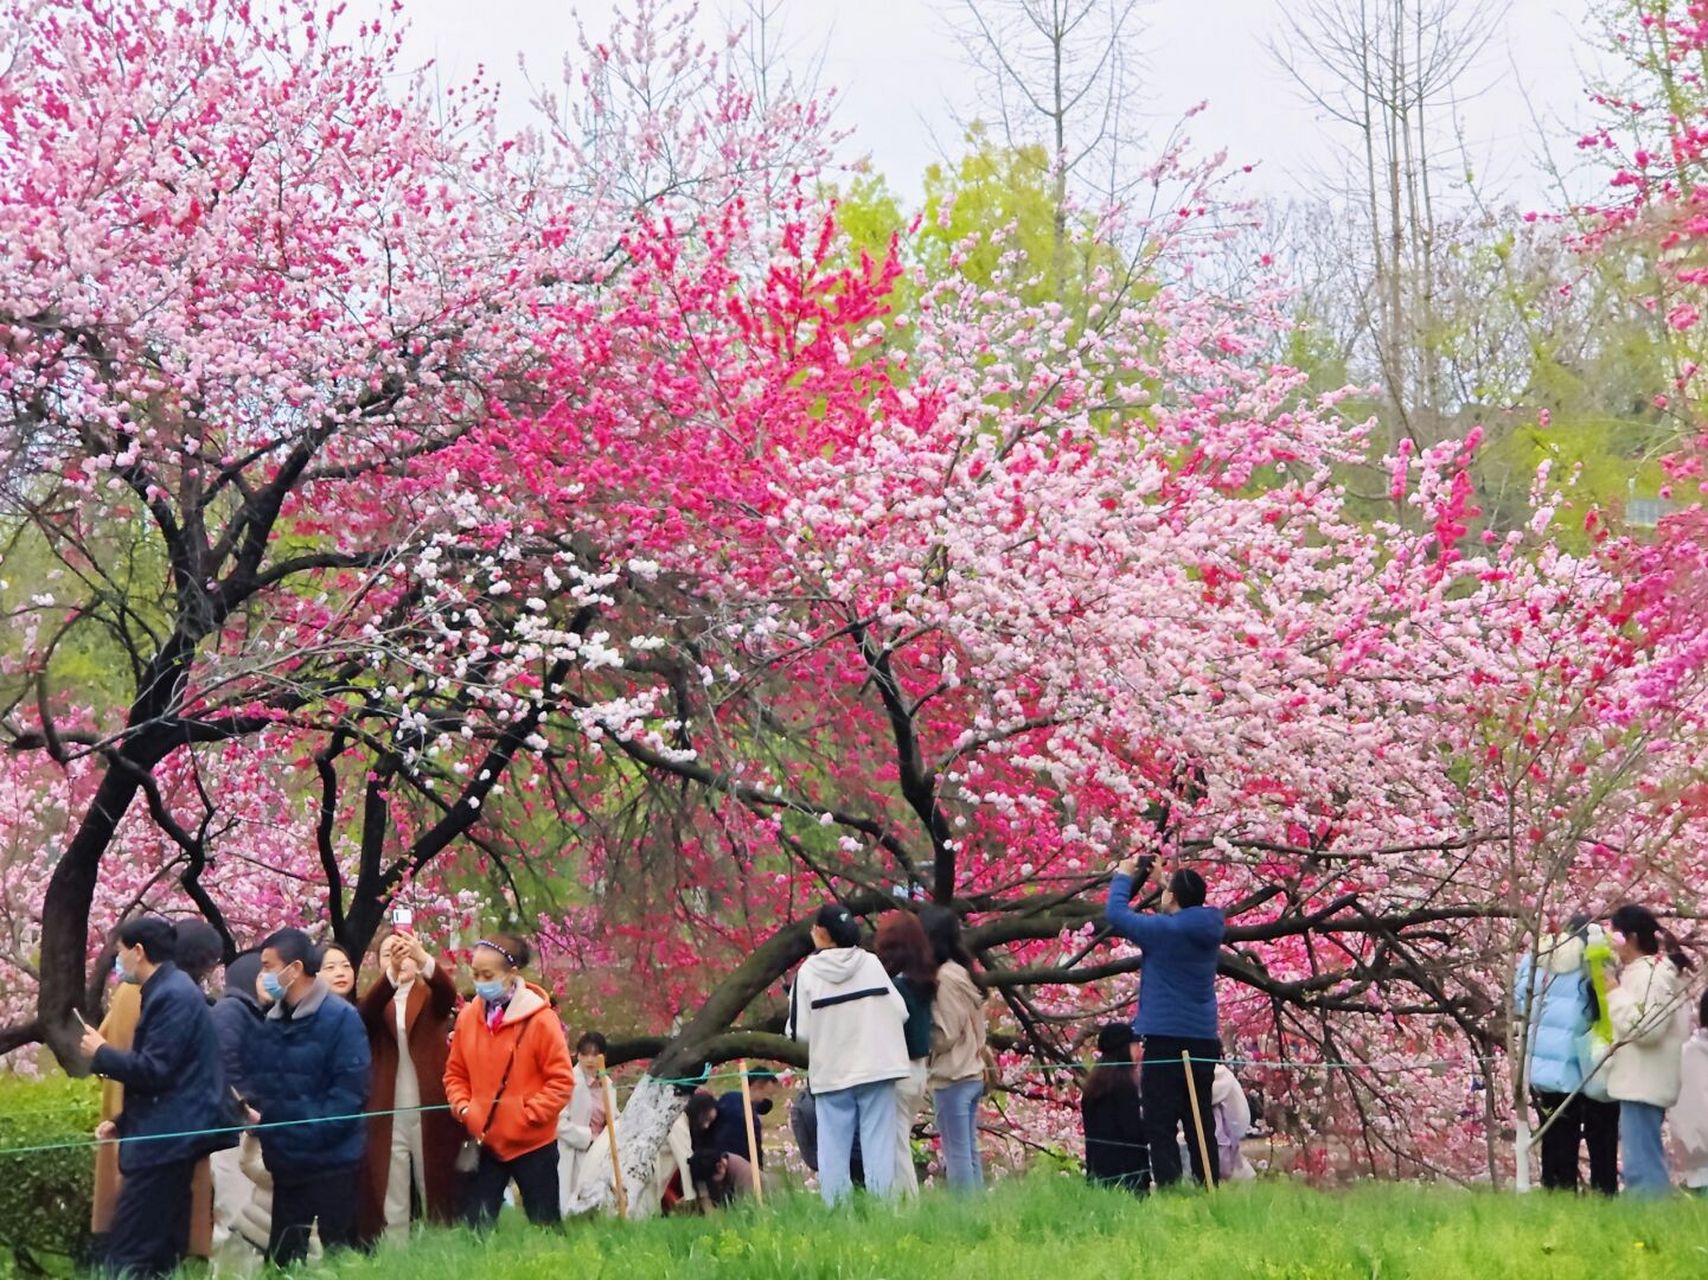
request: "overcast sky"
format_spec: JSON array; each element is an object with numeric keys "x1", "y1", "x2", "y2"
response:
[{"x1": 379, "y1": 0, "x2": 1611, "y2": 211}]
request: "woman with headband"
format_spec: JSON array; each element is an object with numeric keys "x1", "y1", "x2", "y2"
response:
[{"x1": 443, "y1": 932, "x2": 575, "y2": 1228}]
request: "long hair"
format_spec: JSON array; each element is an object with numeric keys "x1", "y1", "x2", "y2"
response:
[
  {"x1": 1610, "y1": 904, "x2": 1694, "y2": 973},
  {"x1": 1082, "y1": 1023, "x2": 1138, "y2": 1105},
  {"x1": 875, "y1": 912, "x2": 937, "y2": 1003},
  {"x1": 919, "y1": 904, "x2": 977, "y2": 978}
]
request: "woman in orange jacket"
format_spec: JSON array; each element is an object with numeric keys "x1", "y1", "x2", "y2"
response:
[{"x1": 442, "y1": 932, "x2": 574, "y2": 1228}]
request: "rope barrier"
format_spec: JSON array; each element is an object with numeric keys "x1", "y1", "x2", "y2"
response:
[{"x1": 0, "y1": 1054, "x2": 1478, "y2": 1160}]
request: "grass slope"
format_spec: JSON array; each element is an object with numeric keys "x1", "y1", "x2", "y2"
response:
[{"x1": 325, "y1": 1175, "x2": 1708, "y2": 1280}]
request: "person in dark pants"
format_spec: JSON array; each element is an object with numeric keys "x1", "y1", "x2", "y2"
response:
[
  {"x1": 80, "y1": 916, "x2": 235, "y2": 1280},
  {"x1": 242, "y1": 927, "x2": 372, "y2": 1266},
  {"x1": 1081, "y1": 1023, "x2": 1149, "y2": 1193},
  {"x1": 1514, "y1": 923, "x2": 1618, "y2": 1194},
  {"x1": 443, "y1": 932, "x2": 574, "y2": 1229},
  {"x1": 1104, "y1": 855, "x2": 1225, "y2": 1188}
]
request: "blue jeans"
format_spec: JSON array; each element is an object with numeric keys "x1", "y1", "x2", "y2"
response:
[
  {"x1": 1619, "y1": 1101, "x2": 1670, "y2": 1196},
  {"x1": 816, "y1": 1080, "x2": 898, "y2": 1204},
  {"x1": 934, "y1": 1077, "x2": 985, "y2": 1191}
]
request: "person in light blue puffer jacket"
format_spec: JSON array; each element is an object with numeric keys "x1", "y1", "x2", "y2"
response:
[{"x1": 1514, "y1": 924, "x2": 1618, "y2": 1193}]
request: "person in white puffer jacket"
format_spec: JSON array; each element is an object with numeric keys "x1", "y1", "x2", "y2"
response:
[
  {"x1": 1604, "y1": 904, "x2": 1694, "y2": 1196},
  {"x1": 1671, "y1": 992, "x2": 1708, "y2": 1196},
  {"x1": 786, "y1": 903, "x2": 909, "y2": 1205}
]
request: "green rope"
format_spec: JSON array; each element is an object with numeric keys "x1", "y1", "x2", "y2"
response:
[{"x1": 0, "y1": 1055, "x2": 1473, "y2": 1159}]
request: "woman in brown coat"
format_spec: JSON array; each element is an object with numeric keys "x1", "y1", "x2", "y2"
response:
[{"x1": 355, "y1": 929, "x2": 461, "y2": 1245}]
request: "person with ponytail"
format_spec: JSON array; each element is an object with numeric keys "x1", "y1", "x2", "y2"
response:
[
  {"x1": 443, "y1": 932, "x2": 575, "y2": 1228},
  {"x1": 1603, "y1": 904, "x2": 1694, "y2": 1195},
  {"x1": 786, "y1": 903, "x2": 910, "y2": 1204}
]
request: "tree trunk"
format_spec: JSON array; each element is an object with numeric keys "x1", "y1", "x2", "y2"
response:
[
  {"x1": 36, "y1": 765, "x2": 145, "y2": 1069},
  {"x1": 565, "y1": 1074, "x2": 688, "y2": 1219}
]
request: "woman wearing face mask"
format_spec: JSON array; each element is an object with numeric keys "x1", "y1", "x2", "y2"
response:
[
  {"x1": 356, "y1": 930, "x2": 461, "y2": 1246},
  {"x1": 443, "y1": 933, "x2": 575, "y2": 1228},
  {"x1": 318, "y1": 943, "x2": 358, "y2": 1002},
  {"x1": 1603, "y1": 904, "x2": 1695, "y2": 1195}
]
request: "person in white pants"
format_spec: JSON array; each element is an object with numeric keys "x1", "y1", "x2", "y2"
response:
[{"x1": 874, "y1": 913, "x2": 938, "y2": 1195}]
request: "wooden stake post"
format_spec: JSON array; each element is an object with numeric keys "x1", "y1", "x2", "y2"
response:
[
  {"x1": 737, "y1": 1060, "x2": 765, "y2": 1207},
  {"x1": 596, "y1": 1054, "x2": 629, "y2": 1219},
  {"x1": 1181, "y1": 1050, "x2": 1217, "y2": 1193}
]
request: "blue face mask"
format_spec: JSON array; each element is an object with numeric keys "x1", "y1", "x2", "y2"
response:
[
  {"x1": 113, "y1": 955, "x2": 137, "y2": 985},
  {"x1": 259, "y1": 970, "x2": 286, "y2": 1001},
  {"x1": 474, "y1": 978, "x2": 508, "y2": 1004}
]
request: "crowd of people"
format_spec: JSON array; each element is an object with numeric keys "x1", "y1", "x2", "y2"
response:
[
  {"x1": 1515, "y1": 904, "x2": 1708, "y2": 1198},
  {"x1": 66, "y1": 854, "x2": 1708, "y2": 1278}
]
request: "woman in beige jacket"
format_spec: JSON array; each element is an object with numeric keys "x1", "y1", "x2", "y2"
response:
[
  {"x1": 922, "y1": 906, "x2": 988, "y2": 1192},
  {"x1": 1604, "y1": 904, "x2": 1693, "y2": 1196}
]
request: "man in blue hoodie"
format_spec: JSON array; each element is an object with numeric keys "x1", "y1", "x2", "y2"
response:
[{"x1": 1105, "y1": 856, "x2": 1226, "y2": 1188}]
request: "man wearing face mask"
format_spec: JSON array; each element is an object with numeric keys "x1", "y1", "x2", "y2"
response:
[
  {"x1": 241, "y1": 927, "x2": 372, "y2": 1265},
  {"x1": 79, "y1": 916, "x2": 233, "y2": 1279}
]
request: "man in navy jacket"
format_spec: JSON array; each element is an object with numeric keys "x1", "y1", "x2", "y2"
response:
[
  {"x1": 1105, "y1": 856, "x2": 1226, "y2": 1188},
  {"x1": 81, "y1": 916, "x2": 234, "y2": 1279},
  {"x1": 243, "y1": 927, "x2": 372, "y2": 1265}
]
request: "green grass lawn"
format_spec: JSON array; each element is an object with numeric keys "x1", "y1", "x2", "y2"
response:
[{"x1": 319, "y1": 1174, "x2": 1708, "y2": 1280}]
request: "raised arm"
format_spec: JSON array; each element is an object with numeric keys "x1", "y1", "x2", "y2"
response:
[{"x1": 1104, "y1": 872, "x2": 1170, "y2": 947}]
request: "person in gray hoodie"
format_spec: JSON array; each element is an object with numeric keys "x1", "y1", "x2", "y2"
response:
[{"x1": 786, "y1": 903, "x2": 909, "y2": 1204}]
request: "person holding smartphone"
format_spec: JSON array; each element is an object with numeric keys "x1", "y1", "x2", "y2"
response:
[
  {"x1": 79, "y1": 916, "x2": 234, "y2": 1279},
  {"x1": 356, "y1": 923, "x2": 461, "y2": 1245},
  {"x1": 1104, "y1": 853, "x2": 1226, "y2": 1189}
]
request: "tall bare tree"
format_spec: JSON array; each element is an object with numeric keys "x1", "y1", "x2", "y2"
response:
[
  {"x1": 1270, "y1": 0, "x2": 1509, "y2": 453},
  {"x1": 955, "y1": 0, "x2": 1149, "y2": 285}
]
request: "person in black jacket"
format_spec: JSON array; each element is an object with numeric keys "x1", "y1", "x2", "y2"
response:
[
  {"x1": 706, "y1": 1069, "x2": 781, "y2": 1169},
  {"x1": 242, "y1": 928, "x2": 372, "y2": 1266},
  {"x1": 1081, "y1": 1023, "x2": 1149, "y2": 1194},
  {"x1": 210, "y1": 950, "x2": 267, "y2": 1109},
  {"x1": 79, "y1": 916, "x2": 234, "y2": 1279}
]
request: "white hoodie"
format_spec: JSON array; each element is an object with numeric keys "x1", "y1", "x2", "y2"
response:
[
  {"x1": 1605, "y1": 953, "x2": 1691, "y2": 1109},
  {"x1": 1671, "y1": 1029, "x2": 1708, "y2": 1189},
  {"x1": 787, "y1": 946, "x2": 910, "y2": 1095}
]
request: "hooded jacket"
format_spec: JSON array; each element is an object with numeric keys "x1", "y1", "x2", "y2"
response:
[
  {"x1": 787, "y1": 947, "x2": 909, "y2": 1095},
  {"x1": 443, "y1": 980, "x2": 574, "y2": 1161},
  {"x1": 243, "y1": 977, "x2": 372, "y2": 1177},
  {"x1": 1606, "y1": 953, "x2": 1691, "y2": 1109},
  {"x1": 1513, "y1": 932, "x2": 1594, "y2": 1095}
]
